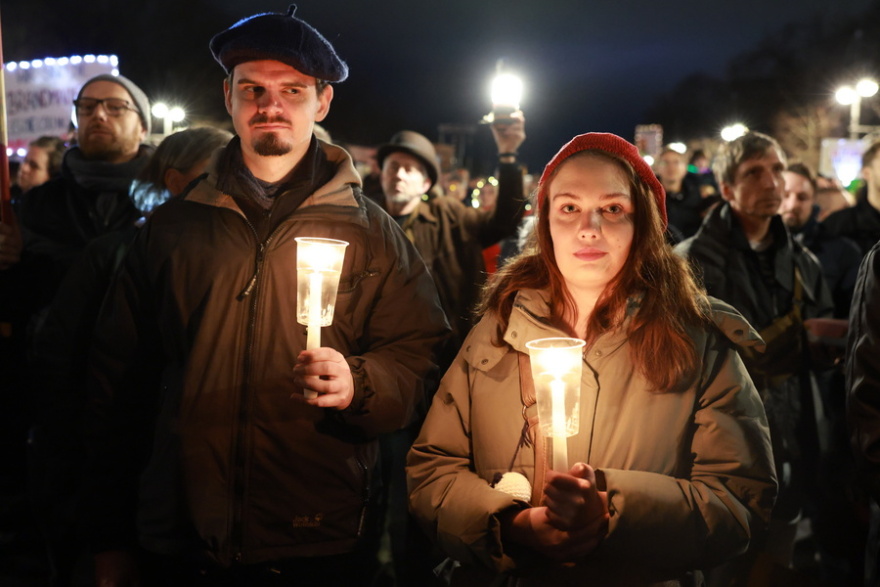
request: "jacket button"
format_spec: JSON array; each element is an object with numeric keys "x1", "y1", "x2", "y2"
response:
[
  {"x1": 511, "y1": 331, "x2": 518, "y2": 338},
  {"x1": 595, "y1": 350, "x2": 603, "y2": 357},
  {"x1": 481, "y1": 359, "x2": 488, "y2": 365}
]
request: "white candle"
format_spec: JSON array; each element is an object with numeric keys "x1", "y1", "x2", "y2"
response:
[
  {"x1": 551, "y1": 378, "x2": 568, "y2": 472},
  {"x1": 305, "y1": 271, "x2": 322, "y2": 399}
]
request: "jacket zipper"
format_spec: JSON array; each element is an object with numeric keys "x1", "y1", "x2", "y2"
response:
[
  {"x1": 232, "y1": 214, "x2": 288, "y2": 563},
  {"x1": 354, "y1": 453, "x2": 371, "y2": 538}
]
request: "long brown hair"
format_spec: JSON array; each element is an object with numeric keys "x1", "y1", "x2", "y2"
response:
[{"x1": 479, "y1": 150, "x2": 710, "y2": 392}]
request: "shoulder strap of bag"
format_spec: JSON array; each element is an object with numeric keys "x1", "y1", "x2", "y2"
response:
[{"x1": 518, "y1": 351, "x2": 546, "y2": 506}]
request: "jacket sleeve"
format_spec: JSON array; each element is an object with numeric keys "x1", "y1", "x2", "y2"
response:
[
  {"x1": 338, "y1": 203, "x2": 451, "y2": 435},
  {"x1": 597, "y1": 329, "x2": 777, "y2": 570},
  {"x1": 407, "y1": 349, "x2": 526, "y2": 574},
  {"x1": 466, "y1": 161, "x2": 526, "y2": 248},
  {"x1": 847, "y1": 243, "x2": 880, "y2": 502}
]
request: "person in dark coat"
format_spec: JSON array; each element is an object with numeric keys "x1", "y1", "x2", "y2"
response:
[
  {"x1": 674, "y1": 131, "x2": 833, "y2": 586},
  {"x1": 0, "y1": 73, "x2": 153, "y2": 587},
  {"x1": 83, "y1": 8, "x2": 448, "y2": 587},
  {"x1": 378, "y1": 124, "x2": 526, "y2": 362},
  {"x1": 654, "y1": 146, "x2": 717, "y2": 239},
  {"x1": 781, "y1": 163, "x2": 867, "y2": 585},
  {"x1": 781, "y1": 163, "x2": 861, "y2": 319}
]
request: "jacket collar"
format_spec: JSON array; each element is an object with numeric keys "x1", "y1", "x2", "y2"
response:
[
  {"x1": 183, "y1": 138, "x2": 362, "y2": 215},
  {"x1": 703, "y1": 202, "x2": 798, "y2": 291},
  {"x1": 464, "y1": 288, "x2": 634, "y2": 373}
]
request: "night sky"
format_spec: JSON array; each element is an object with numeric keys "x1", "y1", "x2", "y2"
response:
[{"x1": 4, "y1": 0, "x2": 876, "y2": 171}]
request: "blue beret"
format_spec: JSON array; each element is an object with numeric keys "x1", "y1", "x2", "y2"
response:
[{"x1": 209, "y1": 5, "x2": 348, "y2": 82}]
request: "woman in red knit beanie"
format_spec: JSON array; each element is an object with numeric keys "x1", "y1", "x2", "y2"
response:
[{"x1": 407, "y1": 132, "x2": 777, "y2": 586}]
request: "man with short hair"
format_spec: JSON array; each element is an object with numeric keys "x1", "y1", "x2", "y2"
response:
[
  {"x1": 823, "y1": 139, "x2": 880, "y2": 255},
  {"x1": 0, "y1": 73, "x2": 154, "y2": 585},
  {"x1": 84, "y1": 7, "x2": 448, "y2": 586},
  {"x1": 378, "y1": 124, "x2": 525, "y2": 358},
  {"x1": 675, "y1": 132, "x2": 833, "y2": 584},
  {"x1": 782, "y1": 163, "x2": 861, "y2": 318}
]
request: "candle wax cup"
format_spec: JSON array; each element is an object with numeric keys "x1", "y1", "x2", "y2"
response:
[
  {"x1": 533, "y1": 370, "x2": 580, "y2": 438},
  {"x1": 296, "y1": 268, "x2": 341, "y2": 327}
]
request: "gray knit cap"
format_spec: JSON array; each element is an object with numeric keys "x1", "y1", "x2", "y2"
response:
[{"x1": 76, "y1": 74, "x2": 151, "y2": 135}]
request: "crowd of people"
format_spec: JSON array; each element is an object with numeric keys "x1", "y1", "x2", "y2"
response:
[{"x1": 1, "y1": 5, "x2": 880, "y2": 587}]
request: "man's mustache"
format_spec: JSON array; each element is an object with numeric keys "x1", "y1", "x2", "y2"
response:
[{"x1": 249, "y1": 114, "x2": 292, "y2": 126}]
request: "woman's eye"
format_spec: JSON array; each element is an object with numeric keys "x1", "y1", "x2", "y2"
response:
[{"x1": 561, "y1": 204, "x2": 578, "y2": 213}]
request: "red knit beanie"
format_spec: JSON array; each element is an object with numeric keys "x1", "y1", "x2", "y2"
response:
[{"x1": 537, "y1": 132, "x2": 667, "y2": 227}]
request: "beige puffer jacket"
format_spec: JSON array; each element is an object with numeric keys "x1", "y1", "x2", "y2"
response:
[{"x1": 407, "y1": 288, "x2": 777, "y2": 586}]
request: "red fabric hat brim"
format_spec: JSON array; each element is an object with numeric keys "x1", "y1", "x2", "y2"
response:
[{"x1": 537, "y1": 132, "x2": 667, "y2": 227}]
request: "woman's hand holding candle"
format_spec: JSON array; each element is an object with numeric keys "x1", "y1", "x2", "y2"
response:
[{"x1": 543, "y1": 463, "x2": 608, "y2": 533}]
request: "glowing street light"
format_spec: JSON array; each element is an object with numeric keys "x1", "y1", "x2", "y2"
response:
[
  {"x1": 721, "y1": 123, "x2": 748, "y2": 142},
  {"x1": 836, "y1": 78, "x2": 878, "y2": 139},
  {"x1": 151, "y1": 102, "x2": 186, "y2": 137}
]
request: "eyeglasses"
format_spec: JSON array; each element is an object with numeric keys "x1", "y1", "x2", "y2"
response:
[{"x1": 73, "y1": 97, "x2": 139, "y2": 117}]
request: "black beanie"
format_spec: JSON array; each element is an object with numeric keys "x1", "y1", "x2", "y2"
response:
[{"x1": 209, "y1": 4, "x2": 348, "y2": 82}]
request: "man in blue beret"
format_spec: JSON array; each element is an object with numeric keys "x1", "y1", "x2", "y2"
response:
[{"x1": 84, "y1": 6, "x2": 449, "y2": 586}]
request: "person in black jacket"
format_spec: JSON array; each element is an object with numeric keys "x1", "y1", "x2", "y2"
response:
[
  {"x1": 781, "y1": 163, "x2": 867, "y2": 585},
  {"x1": 675, "y1": 131, "x2": 834, "y2": 586},
  {"x1": 0, "y1": 73, "x2": 153, "y2": 587},
  {"x1": 781, "y1": 163, "x2": 861, "y2": 319},
  {"x1": 654, "y1": 146, "x2": 717, "y2": 240}
]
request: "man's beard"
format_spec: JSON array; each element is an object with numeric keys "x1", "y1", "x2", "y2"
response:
[
  {"x1": 253, "y1": 132, "x2": 292, "y2": 157},
  {"x1": 78, "y1": 134, "x2": 136, "y2": 163}
]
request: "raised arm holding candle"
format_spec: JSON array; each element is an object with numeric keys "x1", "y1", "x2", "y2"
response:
[{"x1": 408, "y1": 133, "x2": 777, "y2": 585}]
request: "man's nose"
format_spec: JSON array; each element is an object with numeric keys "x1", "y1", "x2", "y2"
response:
[
  {"x1": 92, "y1": 102, "x2": 111, "y2": 119},
  {"x1": 256, "y1": 90, "x2": 281, "y2": 110}
]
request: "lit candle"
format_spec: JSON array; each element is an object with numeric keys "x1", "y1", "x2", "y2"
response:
[
  {"x1": 525, "y1": 337, "x2": 585, "y2": 473},
  {"x1": 304, "y1": 271, "x2": 322, "y2": 399},
  {"x1": 295, "y1": 237, "x2": 349, "y2": 401},
  {"x1": 551, "y1": 378, "x2": 568, "y2": 472}
]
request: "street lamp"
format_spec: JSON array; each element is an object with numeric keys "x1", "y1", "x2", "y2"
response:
[
  {"x1": 721, "y1": 123, "x2": 748, "y2": 142},
  {"x1": 835, "y1": 78, "x2": 878, "y2": 139},
  {"x1": 151, "y1": 102, "x2": 186, "y2": 137}
]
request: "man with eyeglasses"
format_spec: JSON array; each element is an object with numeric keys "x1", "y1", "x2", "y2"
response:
[
  {"x1": 0, "y1": 72, "x2": 153, "y2": 586},
  {"x1": 83, "y1": 7, "x2": 448, "y2": 587}
]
